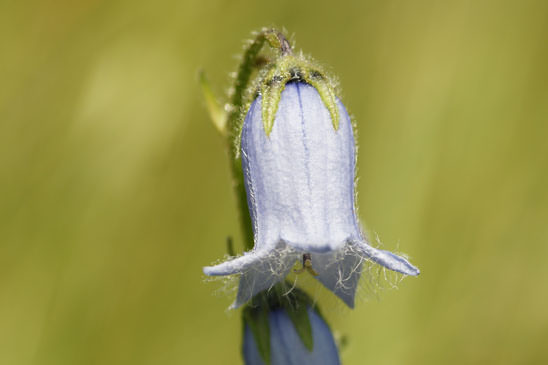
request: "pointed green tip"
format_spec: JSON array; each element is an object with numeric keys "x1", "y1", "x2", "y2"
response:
[
  {"x1": 199, "y1": 70, "x2": 227, "y2": 134},
  {"x1": 260, "y1": 62, "x2": 291, "y2": 136},
  {"x1": 306, "y1": 77, "x2": 340, "y2": 131},
  {"x1": 286, "y1": 303, "x2": 314, "y2": 351},
  {"x1": 243, "y1": 304, "x2": 271, "y2": 365},
  {"x1": 261, "y1": 84, "x2": 286, "y2": 137}
]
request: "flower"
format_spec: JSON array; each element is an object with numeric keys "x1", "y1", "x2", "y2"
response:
[
  {"x1": 204, "y1": 81, "x2": 419, "y2": 308},
  {"x1": 243, "y1": 306, "x2": 340, "y2": 365}
]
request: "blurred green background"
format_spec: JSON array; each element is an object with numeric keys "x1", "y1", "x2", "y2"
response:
[{"x1": 1, "y1": 0, "x2": 547, "y2": 364}]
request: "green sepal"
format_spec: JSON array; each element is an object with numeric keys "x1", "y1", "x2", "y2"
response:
[
  {"x1": 306, "y1": 74, "x2": 339, "y2": 130},
  {"x1": 198, "y1": 70, "x2": 226, "y2": 133},
  {"x1": 260, "y1": 60, "x2": 292, "y2": 135},
  {"x1": 243, "y1": 302, "x2": 271, "y2": 365},
  {"x1": 285, "y1": 299, "x2": 314, "y2": 351},
  {"x1": 277, "y1": 283, "x2": 315, "y2": 352}
]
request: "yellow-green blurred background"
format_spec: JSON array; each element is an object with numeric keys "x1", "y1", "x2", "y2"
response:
[{"x1": 1, "y1": 0, "x2": 547, "y2": 364}]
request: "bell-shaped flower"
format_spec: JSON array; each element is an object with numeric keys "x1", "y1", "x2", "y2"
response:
[
  {"x1": 243, "y1": 306, "x2": 340, "y2": 365},
  {"x1": 204, "y1": 81, "x2": 419, "y2": 308}
]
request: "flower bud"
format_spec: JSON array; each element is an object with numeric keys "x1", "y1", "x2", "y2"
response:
[{"x1": 243, "y1": 306, "x2": 340, "y2": 365}]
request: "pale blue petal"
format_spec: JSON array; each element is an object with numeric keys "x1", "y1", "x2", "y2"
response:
[
  {"x1": 231, "y1": 248, "x2": 299, "y2": 309},
  {"x1": 311, "y1": 250, "x2": 363, "y2": 308},
  {"x1": 241, "y1": 82, "x2": 360, "y2": 254},
  {"x1": 353, "y1": 239, "x2": 420, "y2": 276},
  {"x1": 203, "y1": 248, "x2": 273, "y2": 276}
]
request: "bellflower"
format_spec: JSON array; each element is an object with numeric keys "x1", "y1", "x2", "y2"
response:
[
  {"x1": 204, "y1": 59, "x2": 419, "y2": 308},
  {"x1": 243, "y1": 306, "x2": 340, "y2": 365}
]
